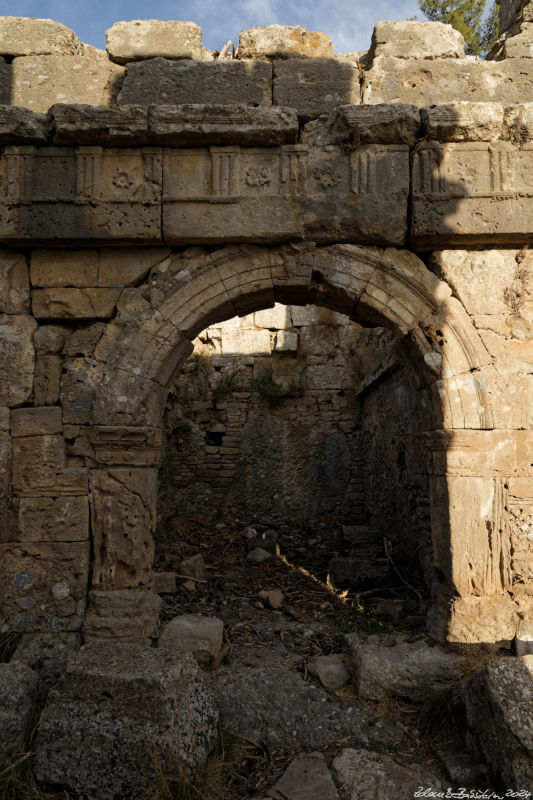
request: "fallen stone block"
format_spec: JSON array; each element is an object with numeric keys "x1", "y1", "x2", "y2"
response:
[
  {"x1": 106, "y1": 20, "x2": 204, "y2": 64},
  {"x1": 267, "y1": 752, "x2": 339, "y2": 800},
  {"x1": 0, "y1": 17, "x2": 84, "y2": 56},
  {"x1": 83, "y1": 589, "x2": 161, "y2": 643},
  {"x1": 308, "y1": 654, "x2": 351, "y2": 691},
  {"x1": 456, "y1": 655, "x2": 533, "y2": 788},
  {"x1": 180, "y1": 553, "x2": 207, "y2": 580},
  {"x1": 346, "y1": 633, "x2": 466, "y2": 701},
  {"x1": 239, "y1": 25, "x2": 333, "y2": 60},
  {"x1": 259, "y1": 589, "x2": 284, "y2": 609},
  {"x1": 0, "y1": 106, "x2": 48, "y2": 144},
  {"x1": 11, "y1": 56, "x2": 125, "y2": 114},
  {"x1": 48, "y1": 103, "x2": 149, "y2": 145},
  {"x1": 0, "y1": 662, "x2": 35, "y2": 770},
  {"x1": 118, "y1": 58, "x2": 272, "y2": 107},
  {"x1": 33, "y1": 642, "x2": 219, "y2": 799},
  {"x1": 159, "y1": 614, "x2": 224, "y2": 667},
  {"x1": 152, "y1": 571, "x2": 177, "y2": 594},
  {"x1": 332, "y1": 748, "x2": 445, "y2": 799},
  {"x1": 148, "y1": 104, "x2": 298, "y2": 146},
  {"x1": 368, "y1": 20, "x2": 465, "y2": 61}
]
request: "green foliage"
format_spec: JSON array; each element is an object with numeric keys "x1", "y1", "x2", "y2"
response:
[
  {"x1": 419, "y1": 0, "x2": 499, "y2": 55},
  {"x1": 252, "y1": 367, "x2": 287, "y2": 405},
  {"x1": 188, "y1": 352, "x2": 211, "y2": 376}
]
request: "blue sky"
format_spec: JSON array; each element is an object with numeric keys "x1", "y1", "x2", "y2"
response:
[{"x1": 0, "y1": 0, "x2": 422, "y2": 54}]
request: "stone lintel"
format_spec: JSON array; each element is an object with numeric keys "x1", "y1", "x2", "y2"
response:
[{"x1": 422, "y1": 429, "x2": 533, "y2": 476}]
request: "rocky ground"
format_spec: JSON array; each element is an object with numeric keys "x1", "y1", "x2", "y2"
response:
[{"x1": 151, "y1": 504, "x2": 494, "y2": 800}]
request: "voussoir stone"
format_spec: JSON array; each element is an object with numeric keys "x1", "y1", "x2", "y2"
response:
[
  {"x1": 118, "y1": 58, "x2": 272, "y2": 106},
  {"x1": 33, "y1": 642, "x2": 219, "y2": 800},
  {"x1": 456, "y1": 655, "x2": 533, "y2": 788},
  {"x1": 239, "y1": 25, "x2": 333, "y2": 60},
  {"x1": 159, "y1": 615, "x2": 224, "y2": 667},
  {"x1": 422, "y1": 102, "x2": 504, "y2": 141},
  {"x1": 11, "y1": 56, "x2": 125, "y2": 113},
  {"x1": 48, "y1": 103, "x2": 149, "y2": 145},
  {"x1": 106, "y1": 20, "x2": 203, "y2": 64},
  {"x1": 347, "y1": 633, "x2": 466, "y2": 701},
  {"x1": 303, "y1": 103, "x2": 421, "y2": 146},
  {"x1": 0, "y1": 17, "x2": 84, "y2": 56},
  {"x1": 148, "y1": 104, "x2": 298, "y2": 145},
  {"x1": 0, "y1": 106, "x2": 48, "y2": 144},
  {"x1": 368, "y1": 21, "x2": 465, "y2": 61},
  {"x1": 0, "y1": 662, "x2": 35, "y2": 770}
]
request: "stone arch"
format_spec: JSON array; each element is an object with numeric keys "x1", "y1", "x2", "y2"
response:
[{"x1": 78, "y1": 242, "x2": 522, "y2": 647}]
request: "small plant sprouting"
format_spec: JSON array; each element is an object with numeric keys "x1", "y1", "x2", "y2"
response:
[
  {"x1": 252, "y1": 368, "x2": 287, "y2": 405},
  {"x1": 188, "y1": 352, "x2": 211, "y2": 376}
]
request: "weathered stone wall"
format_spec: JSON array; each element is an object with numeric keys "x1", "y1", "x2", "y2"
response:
[
  {"x1": 0, "y1": 17, "x2": 532, "y2": 651},
  {"x1": 158, "y1": 305, "x2": 399, "y2": 528}
]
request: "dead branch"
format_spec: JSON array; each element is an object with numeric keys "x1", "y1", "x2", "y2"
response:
[{"x1": 383, "y1": 538, "x2": 423, "y2": 602}]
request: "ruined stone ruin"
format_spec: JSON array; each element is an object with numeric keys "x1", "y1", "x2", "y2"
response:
[{"x1": 0, "y1": 2, "x2": 533, "y2": 797}]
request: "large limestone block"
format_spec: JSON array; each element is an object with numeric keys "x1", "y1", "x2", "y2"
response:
[
  {"x1": 303, "y1": 103, "x2": 421, "y2": 146},
  {"x1": 83, "y1": 589, "x2": 161, "y2": 642},
  {"x1": 273, "y1": 59, "x2": 360, "y2": 121},
  {"x1": 12, "y1": 434, "x2": 88, "y2": 497},
  {"x1": 0, "y1": 145, "x2": 163, "y2": 245},
  {"x1": 0, "y1": 249, "x2": 29, "y2": 313},
  {"x1": 99, "y1": 246, "x2": 171, "y2": 286},
  {"x1": 31, "y1": 249, "x2": 99, "y2": 288},
  {"x1": 411, "y1": 141, "x2": 533, "y2": 246},
  {"x1": 422, "y1": 102, "x2": 504, "y2": 141},
  {"x1": 11, "y1": 406, "x2": 62, "y2": 437},
  {"x1": 148, "y1": 104, "x2": 298, "y2": 146},
  {"x1": 369, "y1": 21, "x2": 465, "y2": 60},
  {"x1": 32, "y1": 288, "x2": 121, "y2": 319},
  {"x1": 48, "y1": 103, "x2": 149, "y2": 145},
  {"x1": 0, "y1": 106, "x2": 48, "y2": 144},
  {"x1": 89, "y1": 468, "x2": 156, "y2": 590},
  {"x1": 346, "y1": 633, "x2": 465, "y2": 701},
  {"x1": 106, "y1": 20, "x2": 203, "y2": 64},
  {"x1": 0, "y1": 314, "x2": 36, "y2": 407},
  {"x1": 363, "y1": 56, "x2": 533, "y2": 106},
  {"x1": 118, "y1": 58, "x2": 272, "y2": 106},
  {"x1": 0, "y1": 662, "x2": 35, "y2": 770},
  {"x1": 33, "y1": 643, "x2": 219, "y2": 799},
  {"x1": 254, "y1": 303, "x2": 293, "y2": 329},
  {"x1": 0, "y1": 18, "x2": 84, "y2": 56},
  {"x1": 502, "y1": 22, "x2": 533, "y2": 56},
  {"x1": 159, "y1": 615, "x2": 224, "y2": 667},
  {"x1": 0, "y1": 540, "x2": 90, "y2": 632},
  {"x1": 18, "y1": 496, "x2": 89, "y2": 542},
  {"x1": 457, "y1": 656, "x2": 533, "y2": 788},
  {"x1": 332, "y1": 748, "x2": 445, "y2": 800},
  {"x1": 11, "y1": 56, "x2": 125, "y2": 113},
  {"x1": 239, "y1": 25, "x2": 333, "y2": 60}
]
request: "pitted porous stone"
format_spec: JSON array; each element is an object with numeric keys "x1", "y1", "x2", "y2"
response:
[
  {"x1": 118, "y1": 58, "x2": 272, "y2": 107},
  {"x1": 363, "y1": 56, "x2": 533, "y2": 106},
  {"x1": 368, "y1": 20, "x2": 465, "y2": 61},
  {"x1": 457, "y1": 655, "x2": 533, "y2": 789},
  {"x1": 148, "y1": 104, "x2": 298, "y2": 146},
  {"x1": 0, "y1": 106, "x2": 48, "y2": 144},
  {"x1": 332, "y1": 748, "x2": 445, "y2": 800},
  {"x1": 33, "y1": 643, "x2": 219, "y2": 800},
  {"x1": 504, "y1": 103, "x2": 533, "y2": 141},
  {"x1": 346, "y1": 633, "x2": 466, "y2": 702},
  {"x1": 83, "y1": 589, "x2": 161, "y2": 643},
  {"x1": 11, "y1": 56, "x2": 125, "y2": 113},
  {"x1": 302, "y1": 103, "x2": 421, "y2": 146},
  {"x1": 422, "y1": 102, "x2": 504, "y2": 141},
  {"x1": 238, "y1": 25, "x2": 333, "y2": 60},
  {"x1": 106, "y1": 20, "x2": 203, "y2": 64},
  {"x1": 0, "y1": 17, "x2": 84, "y2": 56},
  {"x1": 0, "y1": 662, "x2": 35, "y2": 770},
  {"x1": 502, "y1": 22, "x2": 533, "y2": 57},
  {"x1": 273, "y1": 58, "x2": 360, "y2": 121},
  {"x1": 48, "y1": 103, "x2": 149, "y2": 145}
]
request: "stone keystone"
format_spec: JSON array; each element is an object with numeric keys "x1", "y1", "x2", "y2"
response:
[
  {"x1": 106, "y1": 20, "x2": 204, "y2": 64},
  {"x1": 33, "y1": 642, "x2": 219, "y2": 800}
]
